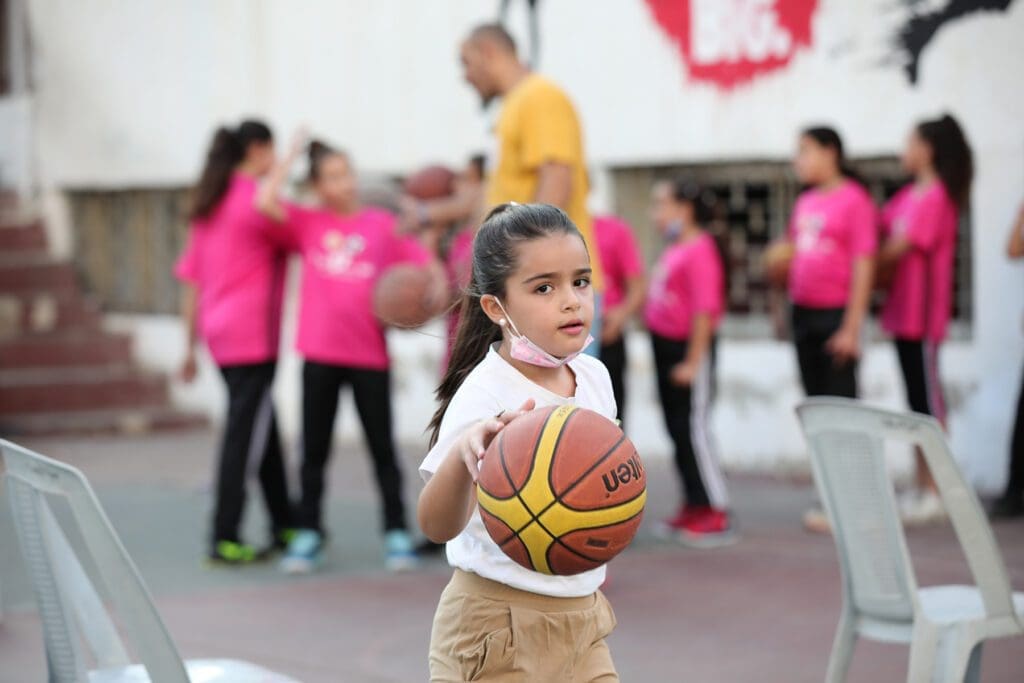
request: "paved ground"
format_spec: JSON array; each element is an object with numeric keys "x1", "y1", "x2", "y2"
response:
[{"x1": 0, "y1": 430, "x2": 1022, "y2": 682}]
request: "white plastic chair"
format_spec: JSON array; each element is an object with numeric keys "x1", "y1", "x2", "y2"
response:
[
  {"x1": 796, "y1": 398, "x2": 1024, "y2": 683},
  {"x1": 0, "y1": 438, "x2": 300, "y2": 683}
]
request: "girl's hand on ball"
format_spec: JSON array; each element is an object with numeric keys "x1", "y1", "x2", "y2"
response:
[{"x1": 457, "y1": 399, "x2": 536, "y2": 481}]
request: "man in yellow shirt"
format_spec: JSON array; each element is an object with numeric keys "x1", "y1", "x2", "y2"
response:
[{"x1": 460, "y1": 23, "x2": 605, "y2": 354}]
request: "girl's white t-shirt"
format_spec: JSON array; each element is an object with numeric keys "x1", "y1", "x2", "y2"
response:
[{"x1": 419, "y1": 344, "x2": 617, "y2": 598}]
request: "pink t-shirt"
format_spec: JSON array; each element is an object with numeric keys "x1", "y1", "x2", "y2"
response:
[
  {"x1": 287, "y1": 206, "x2": 432, "y2": 369},
  {"x1": 788, "y1": 180, "x2": 878, "y2": 308},
  {"x1": 594, "y1": 215, "x2": 644, "y2": 310},
  {"x1": 644, "y1": 232, "x2": 724, "y2": 341},
  {"x1": 174, "y1": 174, "x2": 289, "y2": 366},
  {"x1": 880, "y1": 182, "x2": 958, "y2": 342}
]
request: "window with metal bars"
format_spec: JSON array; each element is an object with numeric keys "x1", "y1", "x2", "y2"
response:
[{"x1": 610, "y1": 159, "x2": 972, "y2": 339}]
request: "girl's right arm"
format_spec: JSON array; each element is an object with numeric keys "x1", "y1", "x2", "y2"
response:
[
  {"x1": 1007, "y1": 203, "x2": 1024, "y2": 260},
  {"x1": 255, "y1": 129, "x2": 306, "y2": 221},
  {"x1": 418, "y1": 399, "x2": 535, "y2": 543}
]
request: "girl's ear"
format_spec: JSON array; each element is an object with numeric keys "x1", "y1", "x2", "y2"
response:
[{"x1": 479, "y1": 294, "x2": 506, "y2": 327}]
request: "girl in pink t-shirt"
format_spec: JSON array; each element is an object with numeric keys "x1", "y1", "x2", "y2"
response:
[
  {"x1": 877, "y1": 114, "x2": 973, "y2": 524},
  {"x1": 174, "y1": 120, "x2": 295, "y2": 564},
  {"x1": 645, "y1": 179, "x2": 733, "y2": 548},
  {"x1": 771, "y1": 127, "x2": 877, "y2": 534},
  {"x1": 781, "y1": 127, "x2": 877, "y2": 401},
  {"x1": 594, "y1": 215, "x2": 647, "y2": 426},
  {"x1": 257, "y1": 139, "x2": 448, "y2": 574}
]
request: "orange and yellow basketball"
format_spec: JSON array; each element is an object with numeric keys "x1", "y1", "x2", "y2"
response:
[{"x1": 476, "y1": 405, "x2": 646, "y2": 576}]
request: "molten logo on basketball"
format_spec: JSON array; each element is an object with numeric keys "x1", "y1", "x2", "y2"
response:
[{"x1": 602, "y1": 454, "x2": 645, "y2": 494}]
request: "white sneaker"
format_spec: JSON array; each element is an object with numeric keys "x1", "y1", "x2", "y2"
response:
[
  {"x1": 900, "y1": 490, "x2": 946, "y2": 526},
  {"x1": 802, "y1": 506, "x2": 831, "y2": 534}
]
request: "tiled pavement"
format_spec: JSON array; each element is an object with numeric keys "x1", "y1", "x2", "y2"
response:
[{"x1": 0, "y1": 430, "x2": 1021, "y2": 682}]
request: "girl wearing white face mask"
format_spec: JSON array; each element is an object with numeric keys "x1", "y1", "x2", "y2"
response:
[
  {"x1": 418, "y1": 203, "x2": 621, "y2": 682},
  {"x1": 646, "y1": 179, "x2": 733, "y2": 549}
]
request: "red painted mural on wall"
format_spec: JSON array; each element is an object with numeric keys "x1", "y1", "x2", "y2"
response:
[{"x1": 643, "y1": 0, "x2": 819, "y2": 89}]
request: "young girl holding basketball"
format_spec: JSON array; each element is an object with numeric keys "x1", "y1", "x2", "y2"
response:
[
  {"x1": 877, "y1": 114, "x2": 973, "y2": 524},
  {"x1": 257, "y1": 138, "x2": 447, "y2": 573},
  {"x1": 418, "y1": 203, "x2": 620, "y2": 682},
  {"x1": 647, "y1": 179, "x2": 732, "y2": 547}
]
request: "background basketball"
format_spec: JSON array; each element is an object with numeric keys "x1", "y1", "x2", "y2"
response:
[
  {"x1": 477, "y1": 405, "x2": 647, "y2": 576},
  {"x1": 403, "y1": 164, "x2": 456, "y2": 200},
  {"x1": 762, "y1": 241, "x2": 795, "y2": 289},
  {"x1": 373, "y1": 265, "x2": 440, "y2": 328}
]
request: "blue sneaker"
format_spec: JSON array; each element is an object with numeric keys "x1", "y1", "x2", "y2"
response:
[
  {"x1": 384, "y1": 529, "x2": 419, "y2": 572},
  {"x1": 279, "y1": 529, "x2": 324, "y2": 574}
]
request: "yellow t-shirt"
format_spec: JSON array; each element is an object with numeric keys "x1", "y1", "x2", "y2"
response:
[{"x1": 486, "y1": 73, "x2": 603, "y2": 290}]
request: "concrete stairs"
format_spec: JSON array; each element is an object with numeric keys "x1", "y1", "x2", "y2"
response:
[{"x1": 0, "y1": 217, "x2": 206, "y2": 436}]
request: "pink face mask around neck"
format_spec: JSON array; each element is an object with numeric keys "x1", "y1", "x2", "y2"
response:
[{"x1": 494, "y1": 299, "x2": 593, "y2": 369}]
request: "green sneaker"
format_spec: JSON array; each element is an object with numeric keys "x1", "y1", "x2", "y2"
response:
[
  {"x1": 257, "y1": 528, "x2": 300, "y2": 559},
  {"x1": 207, "y1": 540, "x2": 260, "y2": 566}
]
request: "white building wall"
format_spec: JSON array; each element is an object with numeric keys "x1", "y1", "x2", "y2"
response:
[{"x1": 5, "y1": 0, "x2": 1024, "y2": 489}]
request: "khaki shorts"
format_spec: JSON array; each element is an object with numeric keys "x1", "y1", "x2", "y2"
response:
[{"x1": 428, "y1": 569, "x2": 619, "y2": 682}]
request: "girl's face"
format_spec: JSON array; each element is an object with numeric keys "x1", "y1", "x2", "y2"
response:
[
  {"x1": 793, "y1": 135, "x2": 835, "y2": 185},
  {"x1": 314, "y1": 154, "x2": 358, "y2": 211},
  {"x1": 901, "y1": 129, "x2": 932, "y2": 175},
  {"x1": 650, "y1": 182, "x2": 693, "y2": 235},
  {"x1": 245, "y1": 141, "x2": 276, "y2": 177},
  {"x1": 488, "y1": 232, "x2": 594, "y2": 360}
]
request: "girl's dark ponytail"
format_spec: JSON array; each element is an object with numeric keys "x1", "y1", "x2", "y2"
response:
[
  {"x1": 307, "y1": 139, "x2": 339, "y2": 182},
  {"x1": 427, "y1": 278, "x2": 502, "y2": 447},
  {"x1": 669, "y1": 178, "x2": 717, "y2": 226},
  {"x1": 426, "y1": 202, "x2": 580, "y2": 447},
  {"x1": 189, "y1": 120, "x2": 272, "y2": 220},
  {"x1": 916, "y1": 113, "x2": 973, "y2": 209},
  {"x1": 802, "y1": 126, "x2": 866, "y2": 188},
  {"x1": 669, "y1": 178, "x2": 731, "y2": 305}
]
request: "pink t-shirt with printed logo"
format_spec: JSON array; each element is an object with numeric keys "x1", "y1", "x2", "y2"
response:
[
  {"x1": 287, "y1": 206, "x2": 432, "y2": 369},
  {"x1": 594, "y1": 215, "x2": 644, "y2": 310},
  {"x1": 880, "y1": 182, "x2": 958, "y2": 342},
  {"x1": 644, "y1": 232, "x2": 724, "y2": 341},
  {"x1": 174, "y1": 173, "x2": 289, "y2": 366},
  {"x1": 788, "y1": 180, "x2": 878, "y2": 308}
]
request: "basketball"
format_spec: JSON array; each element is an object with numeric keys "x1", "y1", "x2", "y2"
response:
[
  {"x1": 477, "y1": 405, "x2": 647, "y2": 576},
  {"x1": 403, "y1": 165, "x2": 456, "y2": 200},
  {"x1": 373, "y1": 264, "x2": 439, "y2": 328},
  {"x1": 762, "y1": 241, "x2": 795, "y2": 289}
]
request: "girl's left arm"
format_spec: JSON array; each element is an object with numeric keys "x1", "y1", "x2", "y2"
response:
[
  {"x1": 255, "y1": 129, "x2": 306, "y2": 221},
  {"x1": 671, "y1": 313, "x2": 711, "y2": 386},
  {"x1": 179, "y1": 283, "x2": 199, "y2": 383},
  {"x1": 1007, "y1": 203, "x2": 1024, "y2": 260},
  {"x1": 827, "y1": 256, "x2": 874, "y2": 364}
]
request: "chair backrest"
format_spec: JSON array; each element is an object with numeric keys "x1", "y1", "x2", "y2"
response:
[
  {"x1": 796, "y1": 399, "x2": 1018, "y2": 624},
  {"x1": 1, "y1": 439, "x2": 189, "y2": 683}
]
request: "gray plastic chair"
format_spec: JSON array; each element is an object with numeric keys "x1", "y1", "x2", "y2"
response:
[
  {"x1": 0, "y1": 438, "x2": 300, "y2": 683},
  {"x1": 796, "y1": 399, "x2": 1024, "y2": 683}
]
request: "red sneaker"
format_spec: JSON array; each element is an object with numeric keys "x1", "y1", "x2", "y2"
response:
[
  {"x1": 658, "y1": 504, "x2": 710, "y2": 536},
  {"x1": 678, "y1": 508, "x2": 738, "y2": 548}
]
